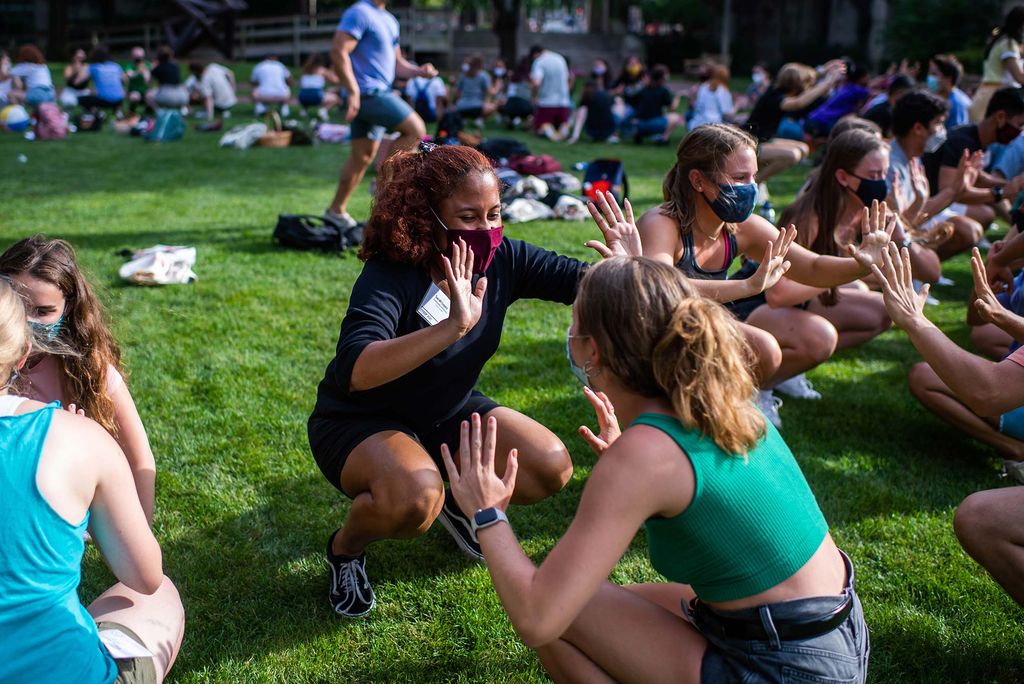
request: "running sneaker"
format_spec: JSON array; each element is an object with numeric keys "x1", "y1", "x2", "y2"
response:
[
  {"x1": 977, "y1": 237, "x2": 993, "y2": 251},
  {"x1": 1002, "y1": 459, "x2": 1024, "y2": 485},
  {"x1": 436, "y1": 492, "x2": 484, "y2": 562},
  {"x1": 756, "y1": 389, "x2": 784, "y2": 429},
  {"x1": 774, "y1": 373, "x2": 822, "y2": 400},
  {"x1": 325, "y1": 530, "x2": 375, "y2": 617},
  {"x1": 323, "y1": 209, "x2": 358, "y2": 230},
  {"x1": 935, "y1": 276, "x2": 956, "y2": 287}
]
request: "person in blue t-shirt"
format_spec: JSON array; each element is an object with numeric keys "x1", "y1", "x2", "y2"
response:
[
  {"x1": 77, "y1": 44, "x2": 126, "y2": 115},
  {"x1": 804, "y1": 62, "x2": 870, "y2": 140},
  {"x1": 324, "y1": 0, "x2": 439, "y2": 231},
  {"x1": 929, "y1": 54, "x2": 972, "y2": 129}
]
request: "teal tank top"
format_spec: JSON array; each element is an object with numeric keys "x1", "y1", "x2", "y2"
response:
[
  {"x1": 0, "y1": 399, "x2": 117, "y2": 684},
  {"x1": 635, "y1": 412, "x2": 828, "y2": 603}
]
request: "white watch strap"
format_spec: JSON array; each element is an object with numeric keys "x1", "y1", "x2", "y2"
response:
[{"x1": 471, "y1": 507, "x2": 509, "y2": 534}]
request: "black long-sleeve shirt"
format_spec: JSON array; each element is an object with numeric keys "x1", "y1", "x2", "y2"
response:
[{"x1": 311, "y1": 238, "x2": 585, "y2": 431}]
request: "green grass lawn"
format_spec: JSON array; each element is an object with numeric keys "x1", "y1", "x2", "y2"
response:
[{"x1": 2, "y1": 112, "x2": 1023, "y2": 683}]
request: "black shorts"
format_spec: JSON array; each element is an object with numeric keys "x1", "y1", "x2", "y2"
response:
[
  {"x1": 725, "y1": 293, "x2": 767, "y2": 322},
  {"x1": 457, "y1": 106, "x2": 484, "y2": 119},
  {"x1": 308, "y1": 391, "x2": 500, "y2": 497}
]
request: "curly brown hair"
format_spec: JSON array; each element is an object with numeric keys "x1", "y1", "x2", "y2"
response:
[
  {"x1": 16, "y1": 44, "x2": 46, "y2": 65},
  {"x1": 359, "y1": 144, "x2": 497, "y2": 267},
  {"x1": 0, "y1": 236, "x2": 124, "y2": 435}
]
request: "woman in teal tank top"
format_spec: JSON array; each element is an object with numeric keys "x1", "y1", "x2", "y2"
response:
[
  {"x1": 0, "y1": 280, "x2": 185, "y2": 684},
  {"x1": 443, "y1": 257, "x2": 868, "y2": 683}
]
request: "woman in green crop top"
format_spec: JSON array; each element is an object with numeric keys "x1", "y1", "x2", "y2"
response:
[{"x1": 443, "y1": 256, "x2": 868, "y2": 683}]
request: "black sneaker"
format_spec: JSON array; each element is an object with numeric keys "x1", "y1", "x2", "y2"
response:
[
  {"x1": 326, "y1": 530, "x2": 375, "y2": 617},
  {"x1": 436, "y1": 492, "x2": 485, "y2": 562}
]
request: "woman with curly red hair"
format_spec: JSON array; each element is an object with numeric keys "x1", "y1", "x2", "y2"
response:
[
  {"x1": 308, "y1": 142, "x2": 640, "y2": 617},
  {"x1": 0, "y1": 236, "x2": 157, "y2": 525}
]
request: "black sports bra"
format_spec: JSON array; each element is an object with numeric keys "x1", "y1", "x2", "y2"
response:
[{"x1": 676, "y1": 230, "x2": 739, "y2": 280}]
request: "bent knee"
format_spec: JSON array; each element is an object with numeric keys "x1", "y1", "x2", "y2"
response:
[
  {"x1": 744, "y1": 326, "x2": 783, "y2": 377},
  {"x1": 797, "y1": 317, "x2": 839, "y2": 364},
  {"x1": 377, "y1": 470, "x2": 445, "y2": 536},
  {"x1": 521, "y1": 442, "x2": 573, "y2": 499},
  {"x1": 398, "y1": 114, "x2": 427, "y2": 139},
  {"x1": 954, "y1": 492, "x2": 995, "y2": 547}
]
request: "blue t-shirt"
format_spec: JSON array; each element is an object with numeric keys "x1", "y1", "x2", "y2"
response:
[
  {"x1": 808, "y1": 83, "x2": 869, "y2": 128},
  {"x1": 89, "y1": 61, "x2": 125, "y2": 102},
  {"x1": 995, "y1": 134, "x2": 1024, "y2": 180},
  {"x1": 947, "y1": 88, "x2": 971, "y2": 129},
  {"x1": 338, "y1": 0, "x2": 399, "y2": 93}
]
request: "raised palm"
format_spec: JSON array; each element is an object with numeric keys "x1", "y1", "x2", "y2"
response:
[
  {"x1": 441, "y1": 238, "x2": 487, "y2": 336},
  {"x1": 848, "y1": 200, "x2": 896, "y2": 270},
  {"x1": 586, "y1": 190, "x2": 643, "y2": 258},
  {"x1": 749, "y1": 225, "x2": 797, "y2": 294}
]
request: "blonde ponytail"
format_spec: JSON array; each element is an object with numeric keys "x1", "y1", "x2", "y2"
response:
[
  {"x1": 576, "y1": 257, "x2": 765, "y2": 456},
  {"x1": 651, "y1": 296, "x2": 765, "y2": 455},
  {"x1": 0, "y1": 278, "x2": 29, "y2": 387}
]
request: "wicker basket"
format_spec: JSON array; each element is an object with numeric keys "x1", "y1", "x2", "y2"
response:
[{"x1": 258, "y1": 112, "x2": 292, "y2": 148}]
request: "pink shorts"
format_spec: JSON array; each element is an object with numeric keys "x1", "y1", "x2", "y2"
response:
[{"x1": 533, "y1": 106, "x2": 570, "y2": 131}]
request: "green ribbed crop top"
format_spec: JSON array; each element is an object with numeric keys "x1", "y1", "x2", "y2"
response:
[{"x1": 635, "y1": 412, "x2": 828, "y2": 602}]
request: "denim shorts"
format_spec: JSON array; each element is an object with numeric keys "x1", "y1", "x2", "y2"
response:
[
  {"x1": 25, "y1": 85, "x2": 56, "y2": 107},
  {"x1": 690, "y1": 551, "x2": 870, "y2": 683},
  {"x1": 351, "y1": 91, "x2": 413, "y2": 141},
  {"x1": 1000, "y1": 404, "x2": 1024, "y2": 440},
  {"x1": 636, "y1": 116, "x2": 668, "y2": 137},
  {"x1": 298, "y1": 88, "x2": 324, "y2": 106}
]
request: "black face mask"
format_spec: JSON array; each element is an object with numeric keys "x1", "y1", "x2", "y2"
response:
[
  {"x1": 849, "y1": 175, "x2": 889, "y2": 207},
  {"x1": 997, "y1": 121, "x2": 1022, "y2": 145}
]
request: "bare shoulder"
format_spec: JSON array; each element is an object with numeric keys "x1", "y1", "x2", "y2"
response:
[
  {"x1": 592, "y1": 423, "x2": 691, "y2": 484},
  {"x1": 637, "y1": 205, "x2": 675, "y2": 230},
  {"x1": 590, "y1": 422, "x2": 696, "y2": 516},
  {"x1": 45, "y1": 410, "x2": 122, "y2": 470},
  {"x1": 638, "y1": 206, "x2": 683, "y2": 261}
]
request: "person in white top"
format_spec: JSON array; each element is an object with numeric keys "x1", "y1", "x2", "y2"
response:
[
  {"x1": 188, "y1": 61, "x2": 237, "y2": 126},
  {"x1": 970, "y1": 6, "x2": 1024, "y2": 122},
  {"x1": 404, "y1": 73, "x2": 447, "y2": 123},
  {"x1": 250, "y1": 54, "x2": 293, "y2": 116},
  {"x1": 528, "y1": 45, "x2": 571, "y2": 140},
  {"x1": 10, "y1": 44, "x2": 55, "y2": 107},
  {"x1": 688, "y1": 64, "x2": 735, "y2": 129},
  {"x1": 298, "y1": 53, "x2": 341, "y2": 119},
  {"x1": 0, "y1": 51, "x2": 13, "y2": 107}
]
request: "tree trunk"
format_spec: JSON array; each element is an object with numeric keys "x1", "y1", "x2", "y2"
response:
[{"x1": 493, "y1": 0, "x2": 522, "y2": 66}]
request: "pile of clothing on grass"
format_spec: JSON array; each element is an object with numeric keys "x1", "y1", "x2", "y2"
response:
[{"x1": 476, "y1": 138, "x2": 590, "y2": 224}]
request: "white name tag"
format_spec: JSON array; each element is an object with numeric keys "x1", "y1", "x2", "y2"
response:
[
  {"x1": 416, "y1": 282, "x2": 451, "y2": 326},
  {"x1": 99, "y1": 627, "x2": 153, "y2": 659}
]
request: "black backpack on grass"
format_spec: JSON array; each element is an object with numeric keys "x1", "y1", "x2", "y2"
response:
[
  {"x1": 477, "y1": 137, "x2": 530, "y2": 163},
  {"x1": 273, "y1": 214, "x2": 363, "y2": 252}
]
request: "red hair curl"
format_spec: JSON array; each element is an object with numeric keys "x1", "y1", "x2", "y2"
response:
[{"x1": 359, "y1": 144, "x2": 497, "y2": 267}]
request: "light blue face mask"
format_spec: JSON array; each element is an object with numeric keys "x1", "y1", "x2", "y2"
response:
[
  {"x1": 926, "y1": 74, "x2": 940, "y2": 92},
  {"x1": 565, "y1": 326, "x2": 591, "y2": 387},
  {"x1": 29, "y1": 314, "x2": 64, "y2": 342}
]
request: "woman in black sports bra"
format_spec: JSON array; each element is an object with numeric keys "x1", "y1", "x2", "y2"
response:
[{"x1": 636, "y1": 124, "x2": 896, "y2": 427}]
